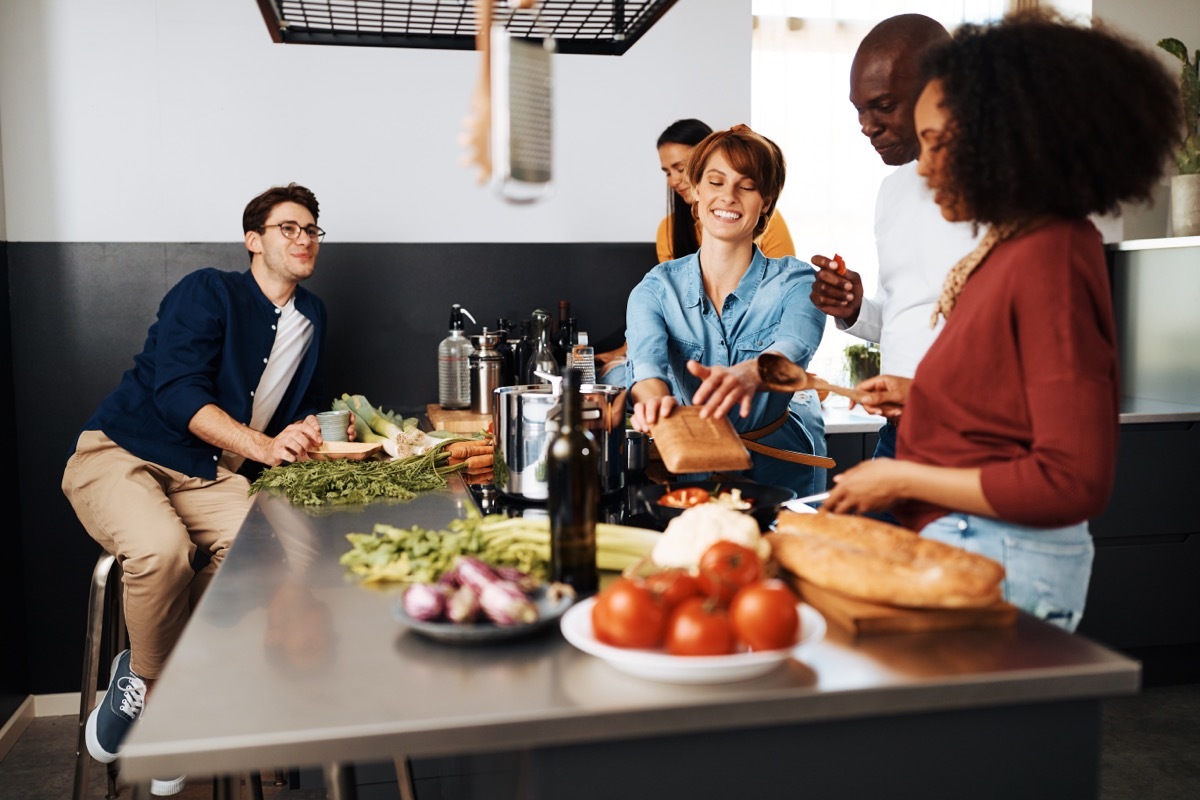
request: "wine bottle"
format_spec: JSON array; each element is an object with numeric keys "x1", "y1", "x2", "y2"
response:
[
  {"x1": 513, "y1": 319, "x2": 534, "y2": 385},
  {"x1": 547, "y1": 367, "x2": 599, "y2": 595}
]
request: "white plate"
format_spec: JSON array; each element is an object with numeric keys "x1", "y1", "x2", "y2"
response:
[{"x1": 560, "y1": 598, "x2": 825, "y2": 684}]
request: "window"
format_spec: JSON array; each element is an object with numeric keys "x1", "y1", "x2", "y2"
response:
[{"x1": 750, "y1": 1, "x2": 1089, "y2": 385}]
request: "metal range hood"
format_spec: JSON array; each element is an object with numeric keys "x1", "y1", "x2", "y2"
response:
[{"x1": 254, "y1": 0, "x2": 680, "y2": 55}]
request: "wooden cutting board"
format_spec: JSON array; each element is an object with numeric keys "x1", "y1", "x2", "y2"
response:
[
  {"x1": 425, "y1": 404, "x2": 492, "y2": 434},
  {"x1": 790, "y1": 577, "x2": 1018, "y2": 636}
]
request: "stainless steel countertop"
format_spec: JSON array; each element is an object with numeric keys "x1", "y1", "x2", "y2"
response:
[{"x1": 120, "y1": 479, "x2": 1140, "y2": 782}]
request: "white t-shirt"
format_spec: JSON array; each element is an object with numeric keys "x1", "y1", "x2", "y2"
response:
[
  {"x1": 841, "y1": 161, "x2": 983, "y2": 378},
  {"x1": 250, "y1": 297, "x2": 313, "y2": 432}
]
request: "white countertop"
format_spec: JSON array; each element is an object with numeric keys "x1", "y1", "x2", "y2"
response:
[{"x1": 821, "y1": 400, "x2": 887, "y2": 435}]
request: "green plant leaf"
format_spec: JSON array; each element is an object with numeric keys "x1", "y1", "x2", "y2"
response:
[{"x1": 1158, "y1": 38, "x2": 1188, "y2": 62}]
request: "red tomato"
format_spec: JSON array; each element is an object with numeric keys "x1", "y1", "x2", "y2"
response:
[
  {"x1": 591, "y1": 577, "x2": 667, "y2": 649},
  {"x1": 643, "y1": 569, "x2": 702, "y2": 612},
  {"x1": 697, "y1": 541, "x2": 763, "y2": 605},
  {"x1": 729, "y1": 580, "x2": 800, "y2": 651},
  {"x1": 665, "y1": 597, "x2": 735, "y2": 656},
  {"x1": 657, "y1": 487, "x2": 711, "y2": 509}
]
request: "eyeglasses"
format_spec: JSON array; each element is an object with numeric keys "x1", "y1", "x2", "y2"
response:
[{"x1": 260, "y1": 221, "x2": 326, "y2": 242}]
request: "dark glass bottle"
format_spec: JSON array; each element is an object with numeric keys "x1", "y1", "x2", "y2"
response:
[
  {"x1": 495, "y1": 318, "x2": 515, "y2": 386},
  {"x1": 513, "y1": 319, "x2": 534, "y2": 385},
  {"x1": 552, "y1": 300, "x2": 571, "y2": 366},
  {"x1": 547, "y1": 367, "x2": 599, "y2": 595},
  {"x1": 556, "y1": 317, "x2": 577, "y2": 367}
]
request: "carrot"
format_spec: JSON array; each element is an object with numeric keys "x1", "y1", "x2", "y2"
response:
[
  {"x1": 464, "y1": 452, "x2": 494, "y2": 472},
  {"x1": 447, "y1": 441, "x2": 494, "y2": 460},
  {"x1": 832, "y1": 253, "x2": 847, "y2": 275}
]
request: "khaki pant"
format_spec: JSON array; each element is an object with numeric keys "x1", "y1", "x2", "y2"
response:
[{"x1": 62, "y1": 430, "x2": 252, "y2": 678}]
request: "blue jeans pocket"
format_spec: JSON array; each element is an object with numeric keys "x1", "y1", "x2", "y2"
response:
[{"x1": 922, "y1": 516, "x2": 1094, "y2": 632}]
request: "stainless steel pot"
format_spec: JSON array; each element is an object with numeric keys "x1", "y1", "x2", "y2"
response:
[{"x1": 493, "y1": 383, "x2": 627, "y2": 501}]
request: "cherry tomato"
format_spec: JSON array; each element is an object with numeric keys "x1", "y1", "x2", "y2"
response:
[
  {"x1": 729, "y1": 580, "x2": 800, "y2": 651},
  {"x1": 643, "y1": 569, "x2": 702, "y2": 612},
  {"x1": 665, "y1": 597, "x2": 735, "y2": 656},
  {"x1": 657, "y1": 487, "x2": 711, "y2": 509},
  {"x1": 591, "y1": 577, "x2": 667, "y2": 649},
  {"x1": 697, "y1": 541, "x2": 763, "y2": 605}
]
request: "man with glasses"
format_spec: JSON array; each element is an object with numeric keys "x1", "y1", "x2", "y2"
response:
[{"x1": 62, "y1": 182, "x2": 342, "y2": 794}]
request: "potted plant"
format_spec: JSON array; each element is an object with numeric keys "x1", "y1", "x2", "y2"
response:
[
  {"x1": 1157, "y1": 37, "x2": 1200, "y2": 235},
  {"x1": 844, "y1": 342, "x2": 880, "y2": 386}
]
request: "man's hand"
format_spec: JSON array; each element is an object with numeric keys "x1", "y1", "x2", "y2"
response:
[
  {"x1": 688, "y1": 360, "x2": 760, "y2": 420},
  {"x1": 264, "y1": 416, "x2": 322, "y2": 466},
  {"x1": 853, "y1": 374, "x2": 911, "y2": 419},
  {"x1": 810, "y1": 254, "x2": 864, "y2": 324}
]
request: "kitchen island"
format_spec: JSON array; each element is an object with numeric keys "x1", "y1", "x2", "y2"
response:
[{"x1": 119, "y1": 478, "x2": 1139, "y2": 800}]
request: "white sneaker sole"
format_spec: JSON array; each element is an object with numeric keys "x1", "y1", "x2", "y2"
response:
[{"x1": 151, "y1": 775, "x2": 187, "y2": 795}]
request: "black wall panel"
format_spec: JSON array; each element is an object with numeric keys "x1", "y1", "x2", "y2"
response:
[
  {"x1": 0, "y1": 240, "x2": 29, "y2": 722},
  {"x1": 8, "y1": 240, "x2": 654, "y2": 694}
]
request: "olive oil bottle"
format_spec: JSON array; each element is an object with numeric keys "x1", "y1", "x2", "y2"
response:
[{"x1": 547, "y1": 367, "x2": 599, "y2": 595}]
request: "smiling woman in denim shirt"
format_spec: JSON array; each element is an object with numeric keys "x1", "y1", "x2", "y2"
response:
[{"x1": 626, "y1": 124, "x2": 827, "y2": 496}]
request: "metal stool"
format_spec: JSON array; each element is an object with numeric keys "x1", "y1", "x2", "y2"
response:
[
  {"x1": 75, "y1": 553, "x2": 124, "y2": 800},
  {"x1": 73, "y1": 552, "x2": 267, "y2": 800}
]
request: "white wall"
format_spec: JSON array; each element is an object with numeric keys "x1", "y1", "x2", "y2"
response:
[
  {"x1": 1092, "y1": 0, "x2": 1200, "y2": 239},
  {"x1": 0, "y1": 0, "x2": 750, "y2": 243}
]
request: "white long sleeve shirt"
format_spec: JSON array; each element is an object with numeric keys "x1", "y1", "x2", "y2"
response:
[{"x1": 841, "y1": 161, "x2": 983, "y2": 378}]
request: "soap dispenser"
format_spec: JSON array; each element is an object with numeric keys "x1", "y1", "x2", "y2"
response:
[{"x1": 438, "y1": 304, "x2": 476, "y2": 409}]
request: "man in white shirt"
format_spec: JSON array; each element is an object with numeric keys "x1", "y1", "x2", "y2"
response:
[{"x1": 810, "y1": 14, "x2": 982, "y2": 459}]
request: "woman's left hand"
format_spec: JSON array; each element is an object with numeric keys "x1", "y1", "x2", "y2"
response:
[
  {"x1": 687, "y1": 360, "x2": 760, "y2": 419},
  {"x1": 823, "y1": 458, "x2": 910, "y2": 515}
]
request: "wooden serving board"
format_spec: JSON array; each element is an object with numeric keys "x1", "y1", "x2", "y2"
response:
[
  {"x1": 425, "y1": 404, "x2": 492, "y2": 434},
  {"x1": 790, "y1": 577, "x2": 1018, "y2": 636}
]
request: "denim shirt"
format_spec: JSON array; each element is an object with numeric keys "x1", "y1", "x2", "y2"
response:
[
  {"x1": 74, "y1": 268, "x2": 329, "y2": 480},
  {"x1": 625, "y1": 248, "x2": 827, "y2": 493}
]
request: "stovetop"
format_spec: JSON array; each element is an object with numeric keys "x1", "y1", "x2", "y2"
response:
[{"x1": 464, "y1": 471, "x2": 665, "y2": 530}]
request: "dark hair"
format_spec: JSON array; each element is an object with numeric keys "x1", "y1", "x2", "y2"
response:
[
  {"x1": 658, "y1": 119, "x2": 713, "y2": 259},
  {"x1": 686, "y1": 124, "x2": 786, "y2": 240},
  {"x1": 242, "y1": 183, "x2": 320, "y2": 235},
  {"x1": 920, "y1": 9, "x2": 1182, "y2": 225}
]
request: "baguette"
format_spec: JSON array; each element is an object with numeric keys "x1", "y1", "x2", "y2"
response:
[{"x1": 767, "y1": 510, "x2": 1004, "y2": 609}]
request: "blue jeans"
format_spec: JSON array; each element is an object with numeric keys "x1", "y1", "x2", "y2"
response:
[
  {"x1": 920, "y1": 514, "x2": 1095, "y2": 632},
  {"x1": 873, "y1": 420, "x2": 897, "y2": 460}
]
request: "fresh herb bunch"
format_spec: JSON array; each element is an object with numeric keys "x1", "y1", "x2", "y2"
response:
[
  {"x1": 340, "y1": 511, "x2": 549, "y2": 585},
  {"x1": 249, "y1": 442, "x2": 463, "y2": 506}
]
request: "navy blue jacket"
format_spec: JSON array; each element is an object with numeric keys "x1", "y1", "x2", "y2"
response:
[{"x1": 74, "y1": 268, "x2": 328, "y2": 479}]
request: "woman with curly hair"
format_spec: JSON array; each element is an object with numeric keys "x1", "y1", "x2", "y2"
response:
[{"x1": 822, "y1": 9, "x2": 1182, "y2": 631}]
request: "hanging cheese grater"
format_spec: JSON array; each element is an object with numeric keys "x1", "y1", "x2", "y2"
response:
[{"x1": 490, "y1": 26, "x2": 554, "y2": 203}]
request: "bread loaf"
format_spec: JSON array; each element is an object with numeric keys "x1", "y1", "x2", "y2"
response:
[{"x1": 767, "y1": 510, "x2": 1004, "y2": 609}]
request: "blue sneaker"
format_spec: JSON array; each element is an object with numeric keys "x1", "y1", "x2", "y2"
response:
[{"x1": 85, "y1": 649, "x2": 145, "y2": 763}]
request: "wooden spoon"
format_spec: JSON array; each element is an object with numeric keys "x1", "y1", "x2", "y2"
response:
[{"x1": 757, "y1": 351, "x2": 869, "y2": 404}]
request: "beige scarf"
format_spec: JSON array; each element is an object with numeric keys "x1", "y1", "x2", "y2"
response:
[{"x1": 930, "y1": 221, "x2": 1026, "y2": 328}]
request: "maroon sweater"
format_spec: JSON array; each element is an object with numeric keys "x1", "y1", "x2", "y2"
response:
[{"x1": 896, "y1": 219, "x2": 1119, "y2": 531}]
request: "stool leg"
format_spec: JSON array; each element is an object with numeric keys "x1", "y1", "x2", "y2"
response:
[
  {"x1": 106, "y1": 761, "x2": 121, "y2": 799},
  {"x1": 75, "y1": 554, "x2": 116, "y2": 800}
]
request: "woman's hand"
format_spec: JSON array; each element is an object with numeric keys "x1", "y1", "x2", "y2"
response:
[
  {"x1": 823, "y1": 458, "x2": 911, "y2": 515},
  {"x1": 853, "y1": 374, "x2": 912, "y2": 419},
  {"x1": 631, "y1": 394, "x2": 679, "y2": 432},
  {"x1": 687, "y1": 360, "x2": 760, "y2": 419}
]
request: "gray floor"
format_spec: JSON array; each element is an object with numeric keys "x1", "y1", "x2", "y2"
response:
[{"x1": 2, "y1": 683, "x2": 1199, "y2": 799}]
